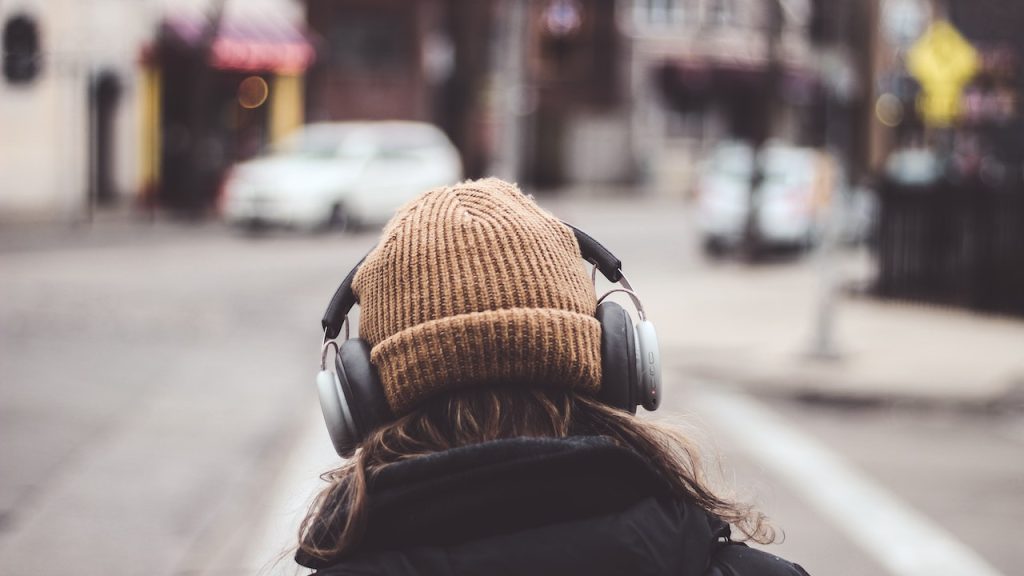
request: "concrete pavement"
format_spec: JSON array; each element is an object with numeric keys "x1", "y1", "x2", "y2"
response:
[
  {"x1": 0, "y1": 223, "x2": 377, "y2": 575},
  {"x1": 11, "y1": 197, "x2": 1022, "y2": 413},
  {"x1": 2, "y1": 196, "x2": 1021, "y2": 575},
  {"x1": 5, "y1": 195, "x2": 1022, "y2": 414},
  {"x1": 539, "y1": 192, "x2": 1024, "y2": 411},
  {"x1": 638, "y1": 255, "x2": 1024, "y2": 410}
]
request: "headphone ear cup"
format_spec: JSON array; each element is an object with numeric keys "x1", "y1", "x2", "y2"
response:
[
  {"x1": 334, "y1": 338, "x2": 391, "y2": 451},
  {"x1": 316, "y1": 368, "x2": 358, "y2": 458},
  {"x1": 634, "y1": 320, "x2": 661, "y2": 411},
  {"x1": 595, "y1": 301, "x2": 638, "y2": 413}
]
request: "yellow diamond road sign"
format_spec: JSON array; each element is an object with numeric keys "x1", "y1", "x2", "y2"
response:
[{"x1": 907, "y1": 21, "x2": 979, "y2": 126}]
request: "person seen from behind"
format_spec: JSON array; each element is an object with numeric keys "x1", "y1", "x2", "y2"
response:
[{"x1": 298, "y1": 178, "x2": 809, "y2": 575}]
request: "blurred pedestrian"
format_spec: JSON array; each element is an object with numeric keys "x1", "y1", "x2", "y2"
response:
[{"x1": 297, "y1": 178, "x2": 808, "y2": 575}]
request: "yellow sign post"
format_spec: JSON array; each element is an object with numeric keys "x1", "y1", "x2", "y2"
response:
[{"x1": 907, "y1": 21, "x2": 979, "y2": 126}]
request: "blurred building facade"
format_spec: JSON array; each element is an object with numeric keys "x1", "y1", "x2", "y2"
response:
[
  {"x1": 150, "y1": 1, "x2": 314, "y2": 213},
  {"x1": 0, "y1": 0, "x2": 310, "y2": 221},
  {"x1": 625, "y1": 0, "x2": 884, "y2": 197},
  {"x1": 303, "y1": 0, "x2": 491, "y2": 179},
  {"x1": 0, "y1": 0, "x2": 154, "y2": 220},
  {"x1": 518, "y1": 0, "x2": 629, "y2": 188},
  {"x1": 10, "y1": 0, "x2": 1024, "y2": 228},
  {"x1": 302, "y1": 0, "x2": 629, "y2": 190},
  {"x1": 870, "y1": 0, "x2": 1024, "y2": 316},
  {"x1": 626, "y1": 0, "x2": 819, "y2": 197},
  {"x1": 871, "y1": 0, "x2": 1024, "y2": 164},
  {"x1": 298, "y1": 0, "x2": 882, "y2": 196}
]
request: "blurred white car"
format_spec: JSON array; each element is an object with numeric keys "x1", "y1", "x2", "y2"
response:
[
  {"x1": 220, "y1": 121, "x2": 463, "y2": 230},
  {"x1": 696, "y1": 142, "x2": 836, "y2": 253}
]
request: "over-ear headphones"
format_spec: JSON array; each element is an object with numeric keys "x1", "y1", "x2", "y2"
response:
[{"x1": 316, "y1": 223, "x2": 661, "y2": 457}]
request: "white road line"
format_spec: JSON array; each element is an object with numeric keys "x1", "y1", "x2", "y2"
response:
[
  {"x1": 246, "y1": 405, "x2": 341, "y2": 576},
  {"x1": 695, "y1": 388, "x2": 1005, "y2": 576}
]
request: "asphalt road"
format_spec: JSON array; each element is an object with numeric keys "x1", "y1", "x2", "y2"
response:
[{"x1": 0, "y1": 197, "x2": 1020, "y2": 575}]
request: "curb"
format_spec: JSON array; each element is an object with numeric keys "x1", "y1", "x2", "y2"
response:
[{"x1": 672, "y1": 360, "x2": 1024, "y2": 414}]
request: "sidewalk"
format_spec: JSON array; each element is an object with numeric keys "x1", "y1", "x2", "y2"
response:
[
  {"x1": 638, "y1": 254, "x2": 1024, "y2": 410},
  {"x1": 0, "y1": 206, "x2": 222, "y2": 254}
]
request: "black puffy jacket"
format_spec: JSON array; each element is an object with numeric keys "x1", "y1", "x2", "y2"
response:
[{"x1": 297, "y1": 437, "x2": 809, "y2": 576}]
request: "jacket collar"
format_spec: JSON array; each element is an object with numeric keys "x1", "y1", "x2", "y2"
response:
[{"x1": 296, "y1": 436, "x2": 715, "y2": 570}]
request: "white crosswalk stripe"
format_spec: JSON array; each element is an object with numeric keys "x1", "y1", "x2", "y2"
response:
[{"x1": 695, "y1": 388, "x2": 1005, "y2": 576}]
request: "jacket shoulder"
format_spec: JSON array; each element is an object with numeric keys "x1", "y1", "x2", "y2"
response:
[{"x1": 707, "y1": 543, "x2": 810, "y2": 576}]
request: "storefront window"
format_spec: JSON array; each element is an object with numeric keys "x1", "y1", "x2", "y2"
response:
[{"x1": 3, "y1": 14, "x2": 42, "y2": 84}]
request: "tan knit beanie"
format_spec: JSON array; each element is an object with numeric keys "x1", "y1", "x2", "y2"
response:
[{"x1": 351, "y1": 178, "x2": 602, "y2": 415}]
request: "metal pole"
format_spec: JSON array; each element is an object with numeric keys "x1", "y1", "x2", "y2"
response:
[
  {"x1": 185, "y1": 0, "x2": 228, "y2": 215},
  {"x1": 807, "y1": 0, "x2": 880, "y2": 361},
  {"x1": 809, "y1": 93, "x2": 842, "y2": 360},
  {"x1": 494, "y1": 0, "x2": 527, "y2": 183},
  {"x1": 87, "y1": 64, "x2": 99, "y2": 225},
  {"x1": 742, "y1": 0, "x2": 783, "y2": 262}
]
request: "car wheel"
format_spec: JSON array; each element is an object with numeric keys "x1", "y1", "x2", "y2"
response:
[
  {"x1": 240, "y1": 217, "x2": 270, "y2": 236},
  {"x1": 801, "y1": 229, "x2": 818, "y2": 253},
  {"x1": 702, "y1": 236, "x2": 727, "y2": 259},
  {"x1": 324, "y1": 203, "x2": 350, "y2": 232}
]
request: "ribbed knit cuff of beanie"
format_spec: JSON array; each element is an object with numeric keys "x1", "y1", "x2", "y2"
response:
[{"x1": 352, "y1": 178, "x2": 603, "y2": 415}]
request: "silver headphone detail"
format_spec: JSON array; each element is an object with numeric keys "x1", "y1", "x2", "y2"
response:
[
  {"x1": 317, "y1": 328, "x2": 358, "y2": 457},
  {"x1": 635, "y1": 320, "x2": 661, "y2": 411},
  {"x1": 596, "y1": 272, "x2": 662, "y2": 412}
]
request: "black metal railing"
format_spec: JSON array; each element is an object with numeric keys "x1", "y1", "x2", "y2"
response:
[{"x1": 874, "y1": 178, "x2": 1024, "y2": 316}]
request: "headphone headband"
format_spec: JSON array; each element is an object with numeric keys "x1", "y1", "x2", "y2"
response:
[{"x1": 320, "y1": 222, "x2": 623, "y2": 340}]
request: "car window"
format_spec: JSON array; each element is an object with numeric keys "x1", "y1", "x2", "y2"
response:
[
  {"x1": 269, "y1": 123, "x2": 451, "y2": 162},
  {"x1": 272, "y1": 127, "x2": 367, "y2": 160},
  {"x1": 373, "y1": 125, "x2": 448, "y2": 149},
  {"x1": 709, "y1": 145, "x2": 754, "y2": 178},
  {"x1": 763, "y1": 150, "x2": 815, "y2": 185},
  {"x1": 374, "y1": 148, "x2": 419, "y2": 161},
  {"x1": 377, "y1": 143, "x2": 447, "y2": 160}
]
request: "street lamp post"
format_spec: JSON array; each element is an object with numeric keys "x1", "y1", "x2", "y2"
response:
[
  {"x1": 742, "y1": 0, "x2": 784, "y2": 262},
  {"x1": 184, "y1": 0, "x2": 228, "y2": 215}
]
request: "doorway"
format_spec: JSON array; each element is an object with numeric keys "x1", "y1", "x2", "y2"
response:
[{"x1": 89, "y1": 71, "x2": 122, "y2": 206}]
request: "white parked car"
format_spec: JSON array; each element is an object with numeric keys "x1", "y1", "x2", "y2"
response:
[
  {"x1": 695, "y1": 142, "x2": 837, "y2": 254},
  {"x1": 220, "y1": 121, "x2": 463, "y2": 230}
]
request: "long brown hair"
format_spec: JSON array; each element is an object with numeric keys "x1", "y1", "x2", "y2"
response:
[{"x1": 298, "y1": 386, "x2": 775, "y2": 564}]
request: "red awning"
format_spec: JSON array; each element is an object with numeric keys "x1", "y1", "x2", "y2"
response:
[{"x1": 162, "y1": 10, "x2": 316, "y2": 74}]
